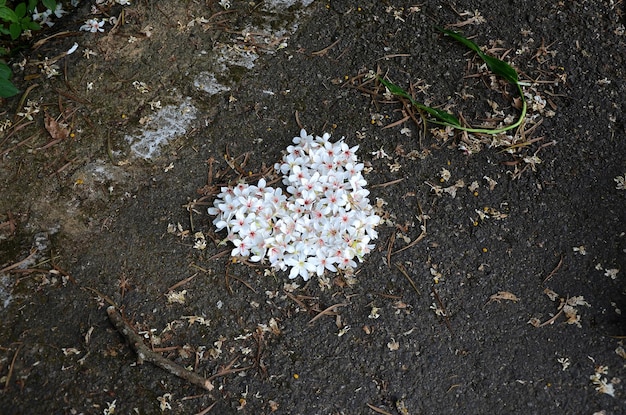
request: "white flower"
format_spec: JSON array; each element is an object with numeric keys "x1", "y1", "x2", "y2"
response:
[
  {"x1": 53, "y1": 4, "x2": 67, "y2": 18},
  {"x1": 371, "y1": 147, "x2": 390, "y2": 160},
  {"x1": 286, "y1": 254, "x2": 316, "y2": 280},
  {"x1": 33, "y1": 9, "x2": 54, "y2": 27},
  {"x1": 231, "y1": 238, "x2": 250, "y2": 257},
  {"x1": 16, "y1": 100, "x2": 40, "y2": 120},
  {"x1": 67, "y1": 43, "x2": 79, "y2": 55},
  {"x1": 590, "y1": 371, "x2": 616, "y2": 397},
  {"x1": 80, "y1": 19, "x2": 105, "y2": 33},
  {"x1": 208, "y1": 130, "x2": 380, "y2": 280}
]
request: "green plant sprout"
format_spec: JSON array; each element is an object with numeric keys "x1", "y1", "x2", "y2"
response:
[
  {"x1": 379, "y1": 27, "x2": 527, "y2": 135},
  {"x1": 0, "y1": 60, "x2": 18, "y2": 96},
  {"x1": 0, "y1": 0, "x2": 57, "y2": 40},
  {"x1": 0, "y1": 0, "x2": 57, "y2": 97}
]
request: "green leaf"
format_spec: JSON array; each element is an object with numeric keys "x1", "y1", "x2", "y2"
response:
[
  {"x1": 437, "y1": 27, "x2": 482, "y2": 55},
  {"x1": 27, "y1": 0, "x2": 38, "y2": 13},
  {"x1": 0, "y1": 61, "x2": 11, "y2": 79},
  {"x1": 379, "y1": 28, "x2": 527, "y2": 136},
  {"x1": 419, "y1": 105, "x2": 461, "y2": 127},
  {"x1": 14, "y1": 2, "x2": 26, "y2": 19},
  {"x1": 480, "y1": 54, "x2": 518, "y2": 84},
  {"x1": 0, "y1": 0, "x2": 6, "y2": 7},
  {"x1": 378, "y1": 76, "x2": 412, "y2": 100},
  {"x1": 26, "y1": 20, "x2": 40, "y2": 31},
  {"x1": 378, "y1": 76, "x2": 461, "y2": 127},
  {"x1": 0, "y1": 76, "x2": 19, "y2": 97},
  {"x1": 42, "y1": 0, "x2": 56, "y2": 11},
  {"x1": 9, "y1": 21, "x2": 21, "y2": 39},
  {"x1": 438, "y1": 27, "x2": 519, "y2": 85},
  {"x1": 0, "y1": 6, "x2": 19, "y2": 23}
]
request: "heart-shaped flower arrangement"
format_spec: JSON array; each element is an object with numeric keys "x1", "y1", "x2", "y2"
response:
[{"x1": 208, "y1": 129, "x2": 380, "y2": 280}]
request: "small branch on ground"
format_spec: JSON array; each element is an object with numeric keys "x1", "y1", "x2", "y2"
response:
[
  {"x1": 308, "y1": 302, "x2": 350, "y2": 325},
  {"x1": 106, "y1": 306, "x2": 214, "y2": 391},
  {"x1": 395, "y1": 262, "x2": 420, "y2": 297},
  {"x1": 543, "y1": 255, "x2": 564, "y2": 284}
]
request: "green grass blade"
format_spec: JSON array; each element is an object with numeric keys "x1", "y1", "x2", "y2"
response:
[
  {"x1": 378, "y1": 28, "x2": 527, "y2": 135},
  {"x1": 378, "y1": 76, "x2": 412, "y2": 100},
  {"x1": 480, "y1": 54, "x2": 518, "y2": 84},
  {"x1": 437, "y1": 27, "x2": 482, "y2": 54},
  {"x1": 438, "y1": 27, "x2": 518, "y2": 85},
  {"x1": 419, "y1": 105, "x2": 461, "y2": 127},
  {"x1": 378, "y1": 76, "x2": 461, "y2": 127}
]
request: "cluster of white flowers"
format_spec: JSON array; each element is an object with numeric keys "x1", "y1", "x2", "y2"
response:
[
  {"x1": 208, "y1": 129, "x2": 380, "y2": 280},
  {"x1": 32, "y1": 4, "x2": 67, "y2": 27},
  {"x1": 79, "y1": 0, "x2": 131, "y2": 32}
]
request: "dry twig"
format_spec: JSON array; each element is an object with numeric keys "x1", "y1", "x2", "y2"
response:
[
  {"x1": 543, "y1": 255, "x2": 564, "y2": 284},
  {"x1": 390, "y1": 202, "x2": 427, "y2": 257},
  {"x1": 308, "y1": 302, "x2": 350, "y2": 325},
  {"x1": 0, "y1": 249, "x2": 38, "y2": 274},
  {"x1": 311, "y1": 39, "x2": 341, "y2": 56},
  {"x1": 395, "y1": 262, "x2": 420, "y2": 297},
  {"x1": 107, "y1": 306, "x2": 214, "y2": 391},
  {"x1": 366, "y1": 403, "x2": 393, "y2": 415},
  {"x1": 371, "y1": 178, "x2": 404, "y2": 188},
  {"x1": 4, "y1": 344, "x2": 21, "y2": 390},
  {"x1": 194, "y1": 402, "x2": 217, "y2": 415},
  {"x1": 165, "y1": 273, "x2": 198, "y2": 293}
]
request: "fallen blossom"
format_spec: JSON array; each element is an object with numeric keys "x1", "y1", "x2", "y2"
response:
[
  {"x1": 590, "y1": 366, "x2": 616, "y2": 397},
  {"x1": 67, "y1": 43, "x2": 79, "y2": 55},
  {"x1": 208, "y1": 130, "x2": 380, "y2": 281},
  {"x1": 166, "y1": 290, "x2": 187, "y2": 304},
  {"x1": 157, "y1": 393, "x2": 172, "y2": 411},
  {"x1": 604, "y1": 268, "x2": 619, "y2": 279},
  {"x1": 80, "y1": 18, "x2": 105, "y2": 33}
]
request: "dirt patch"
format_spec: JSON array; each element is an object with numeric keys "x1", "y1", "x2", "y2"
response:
[{"x1": 1, "y1": 0, "x2": 625, "y2": 414}]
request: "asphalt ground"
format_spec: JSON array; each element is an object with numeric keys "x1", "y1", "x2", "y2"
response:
[{"x1": 0, "y1": 1, "x2": 624, "y2": 413}]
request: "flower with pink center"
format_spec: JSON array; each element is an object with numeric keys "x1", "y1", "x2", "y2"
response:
[
  {"x1": 231, "y1": 238, "x2": 250, "y2": 257},
  {"x1": 208, "y1": 129, "x2": 380, "y2": 281},
  {"x1": 80, "y1": 18, "x2": 105, "y2": 33}
]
